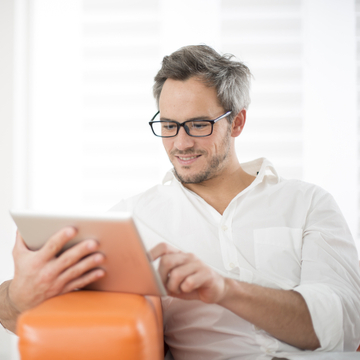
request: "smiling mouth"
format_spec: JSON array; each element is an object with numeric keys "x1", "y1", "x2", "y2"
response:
[
  {"x1": 177, "y1": 155, "x2": 200, "y2": 160},
  {"x1": 175, "y1": 154, "x2": 201, "y2": 165}
]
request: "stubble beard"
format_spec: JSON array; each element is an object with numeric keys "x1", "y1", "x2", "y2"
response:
[{"x1": 171, "y1": 129, "x2": 232, "y2": 184}]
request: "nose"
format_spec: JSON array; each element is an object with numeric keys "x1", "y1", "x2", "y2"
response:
[{"x1": 173, "y1": 126, "x2": 195, "y2": 151}]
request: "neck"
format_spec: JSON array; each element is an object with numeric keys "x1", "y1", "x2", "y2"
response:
[{"x1": 182, "y1": 161, "x2": 256, "y2": 215}]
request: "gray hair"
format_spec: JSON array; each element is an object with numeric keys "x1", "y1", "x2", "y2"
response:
[{"x1": 153, "y1": 45, "x2": 252, "y2": 123}]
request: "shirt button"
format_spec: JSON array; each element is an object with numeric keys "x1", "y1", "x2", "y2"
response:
[
  {"x1": 229, "y1": 262, "x2": 235, "y2": 269},
  {"x1": 222, "y1": 225, "x2": 228, "y2": 231}
]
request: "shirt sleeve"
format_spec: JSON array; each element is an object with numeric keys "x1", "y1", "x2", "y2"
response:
[{"x1": 293, "y1": 187, "x2": 360, "y2": 351}]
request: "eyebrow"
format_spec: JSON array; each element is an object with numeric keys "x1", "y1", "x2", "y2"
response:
[{"x1": 159, "y1": 116, "x2": 212, "y2": 122}]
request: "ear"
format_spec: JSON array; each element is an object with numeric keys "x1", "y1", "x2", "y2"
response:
[{"x1": 231, "y1": 109, "x2": 246, "y2": 138}]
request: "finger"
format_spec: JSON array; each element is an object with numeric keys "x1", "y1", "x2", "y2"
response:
[
  {"x1": 158, "y1": 252, "x2": 195, "y2": 284},
  {"x1": 61, "y1": 268, "x2": 106, "y2": 294},
  {"x1": 56, "y1": 252, "x2": 105, "y2": 290},
  {"x1": 179, "y1": 269, "x2": 211, "y2": 293},
  {"x1": 54, "y1": 239, "x2": 101, "y2": 274},
  {"x1": 166, "y1": 261, "x2": 201, "y2": 294},
  {"x1": 13, "y1": 231, "x2": 29, "y2": 255},
  {"x1": 40, "y1": 227, "x2": 78, "y2": 261},
  {"x1": 149, "y1": 242, "x2": 180, "y2": 261}
]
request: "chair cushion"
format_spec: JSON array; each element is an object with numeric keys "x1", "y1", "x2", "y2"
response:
[{"x1": 17, "y1": 291, "x2": 163, "y2": 360}]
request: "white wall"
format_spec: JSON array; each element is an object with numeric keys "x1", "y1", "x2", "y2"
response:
[
  {"x1": 0, "y1": 1, "x2": 21, "y2": 359},
  {"x1": 0, "y1": 0, "x2": 16, "y2": 284},
  {"x1": 28, "y1": 0, "x2": 83, "y2": 211},
  {"x1": 302, "y1": 0, "x2": 358, "y2": 244}
]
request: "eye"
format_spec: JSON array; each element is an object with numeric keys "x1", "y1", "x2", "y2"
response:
[
  {"x1": 162, "y1": 122, "x2": 177, "y2": 131},
  {"x1": 189, "y1": 121, "x2": 211, "y2": 130}
]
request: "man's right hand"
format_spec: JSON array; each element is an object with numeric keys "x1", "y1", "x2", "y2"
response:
[{"x1": 2, "y1": 227, "x2": 105, "y2": 332}]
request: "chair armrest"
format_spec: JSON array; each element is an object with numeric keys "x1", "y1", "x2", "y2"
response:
[{"x1": 17, "y1": 291, "x2": 164, "y2": 360}]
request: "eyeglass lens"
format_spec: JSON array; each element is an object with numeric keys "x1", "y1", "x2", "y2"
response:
[{"x1": 152, "y1": 120, "x2": 212, "y2": 137}]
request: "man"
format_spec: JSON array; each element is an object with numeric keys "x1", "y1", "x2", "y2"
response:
[{"x1": 1, "y1": 45, "x2": 360, "y2": 359}]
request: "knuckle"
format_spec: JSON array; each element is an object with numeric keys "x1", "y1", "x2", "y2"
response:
[
  {"x1": 183, "y1": 278, "x2": 194, "y2": 291},
  {"x1": 37, "y1": 270, "x2": 54, "y2": 285},
  {"x1": 46, "y1": 284, "x2": 62, "y2": 298},
  {"x1": 62, "y1": 241, "x2": 95, "y2": 262},
  {"x1": 68, "y1": 265, "x2": 82, "y2": 279},
  {"x1": 58, "y1": 254, "x2": 72, "y2": 269},
  {"x1": 160, "y1": 255, "x2": 173, "y2": 269},
  {"x1": 60, "y1": 285, "x2": 71, "y2": 295},
  {"x1": 170, "y1": 269, "x2": 181, "y2": 282},
  {"x1": 159, "y1": 242, "x2": 169, "y2": 253},
  {"x1": 184, "y1": 277, "x2": 194, "y2": 287},
  {"x1": 47, "y1": 228, "x2": 76, "y2": 254},
  {"x1": 31, "y1": 256, "x2": 43, "y2": 270},
  {"x1": 67, "y1": 256, "x2": 99, "y2": 279},
  {"x1": 47, "y1": 241, "x2": 62, "y2": 256}
]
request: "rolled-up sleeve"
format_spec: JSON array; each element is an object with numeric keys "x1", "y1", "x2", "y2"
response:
[{"x1": 294, "y1": 188, "x2": 360, "y2": 351}]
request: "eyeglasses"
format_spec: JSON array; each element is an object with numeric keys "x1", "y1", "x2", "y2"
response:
[{"x1": 149, "y1": 111, "x2": 232, "y2": 138}]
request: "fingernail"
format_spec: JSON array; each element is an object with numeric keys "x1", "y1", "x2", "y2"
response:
[
  {"x1": 96, "y1": 269, "x2": 105, "y2": 277},
  {"x1": 87, "y1": 240, "x2": 97, "y2": 250},
  {"x1": 66, "y1": 227, "x2": 75, "y2": 236},
  {"x1": 94, "y1": 254, "x2": 104, "y2": 262}
]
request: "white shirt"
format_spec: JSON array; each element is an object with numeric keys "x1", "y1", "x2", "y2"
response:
[{"x1": 110, "y1": 158, "x2": 360, "y2": 359}]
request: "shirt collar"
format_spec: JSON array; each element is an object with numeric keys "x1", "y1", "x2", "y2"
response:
[
  {"x1": 162, "y1": 169, "x2": 176, "y2": 185},
  {"x1": 241, "y1": 157, "x2": 280, "y2": 182},
  {"x1": 162, "y1": 158, "x2": 280, "y2": 185}
]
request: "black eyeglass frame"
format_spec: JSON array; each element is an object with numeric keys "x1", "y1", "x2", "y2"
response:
[{"x1": 149, "y1": 110, "x2": 232, "y2": 138}]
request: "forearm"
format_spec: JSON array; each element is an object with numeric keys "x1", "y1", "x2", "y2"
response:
[
  {"x1": 218, "y1": 278, "x2": 320, "y2": 350},
  {"x1": 151, "y1": 243, "x2": 321, "y2": 350},
  {"x1": 0, "y1": 280, "x2": 20, "y2": 334}
]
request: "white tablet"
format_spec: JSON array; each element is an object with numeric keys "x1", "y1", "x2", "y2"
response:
[{"x1": 10, "y1": 210, "x2": 167, "y2": 297}]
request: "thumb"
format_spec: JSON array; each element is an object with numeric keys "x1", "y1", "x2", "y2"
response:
[{"x1": 13, "y1": 231, "x2": 29, "y2": 253}]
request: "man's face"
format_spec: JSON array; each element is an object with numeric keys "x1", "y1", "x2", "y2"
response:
[{"x1": 159, "y1": 77, "x2": 233, "y2": 184}]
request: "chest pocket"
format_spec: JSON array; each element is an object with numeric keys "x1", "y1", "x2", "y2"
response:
[{"x1": 254, "y1": 227, "x2": 303, "y2": 289}]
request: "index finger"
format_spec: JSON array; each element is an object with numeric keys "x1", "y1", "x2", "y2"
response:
[
  {"x1": 40, "y1": 227, "x2": 78, "y2": 261},
  {"x1": 149, "y1": 242, "x2": 180, "y2": 261}
]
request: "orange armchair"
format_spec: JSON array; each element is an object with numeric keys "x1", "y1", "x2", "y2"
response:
[{"x1": 17, "y1": 291, "x2": 164, "y2": 360}]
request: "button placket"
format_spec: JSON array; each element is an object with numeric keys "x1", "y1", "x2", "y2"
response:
[{"x1": 219, "y1": 206, "x2": 238, "y2": 271}]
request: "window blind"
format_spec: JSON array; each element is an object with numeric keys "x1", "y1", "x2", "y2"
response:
[
  {"x1": 81, "y1": 0, "x2": 165, "y2": 210},
  {"x1": 221, "y1": 0, "x2": 303, "y2": 180}
]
